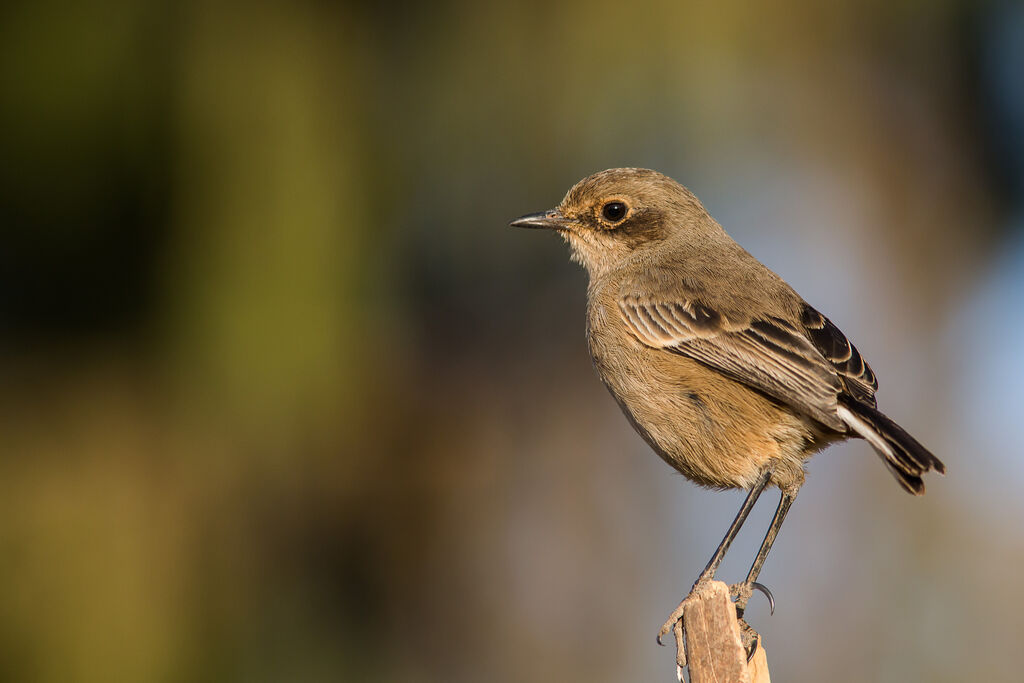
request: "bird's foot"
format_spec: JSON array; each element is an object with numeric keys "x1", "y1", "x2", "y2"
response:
[
  {"x1": 729, "y1": 580, "x2": 775, "y2": 616},
  {"x1": 736, "y1": 617, "x2": 762, "y2": 662},
  {"x1": 655, "y1": 578, "x2": 718, "y2": 668},
  {"x1": 656, "y1": 577, "x2": 710, "y2": 646}
]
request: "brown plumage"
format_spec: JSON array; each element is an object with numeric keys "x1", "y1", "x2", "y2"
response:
[{"x1": 511, "y1": 167, "x2": 945, "y2": 658}]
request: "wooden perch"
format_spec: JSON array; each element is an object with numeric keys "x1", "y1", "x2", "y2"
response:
[{"x1": 674, "y1": 581, "x2": 770, "y2": 683}]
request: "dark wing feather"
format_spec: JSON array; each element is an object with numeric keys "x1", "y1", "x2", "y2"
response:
[
  {"x1": 619, "y1": 294, "x2": 846, "y2": 430},
  {"x1": 799, "y1": 305, "x2": 877, "y2": 407}
]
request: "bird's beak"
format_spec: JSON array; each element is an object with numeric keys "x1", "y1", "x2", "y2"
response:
[{"x1": 509, "y1": 210, "x2": 568, "y2": 230}]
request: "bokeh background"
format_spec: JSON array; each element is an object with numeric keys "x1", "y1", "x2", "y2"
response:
[{"x1": 3, "y1": 1, "x2": 1024, "y2": 681}]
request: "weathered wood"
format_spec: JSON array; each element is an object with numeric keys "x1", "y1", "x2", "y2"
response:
[{"x1": 675, "y1": 581, "x2": 770, "y2": 683}]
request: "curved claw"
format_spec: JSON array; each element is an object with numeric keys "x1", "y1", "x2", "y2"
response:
[
  {"x1": 736, "y1": 618, "x2": 760, "y2": 663},
  {"x1": 656, "y1": 621, "x2": 674, "y2": 647},
  {"x1": 657, "y1": 598, "x2": 691, "y2": 647},
  {"x1": 746, "y1": 636, "x2": 759, "y2": 663},
  {"x1": 655, "y1": 617, "x2": 679, "y2": 646},
  {"x1": 750, "y1": 581, "x2": 775, "y2": 615}
]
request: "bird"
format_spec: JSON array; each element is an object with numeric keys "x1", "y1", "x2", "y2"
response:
[{"x1": 510, "y1": 167, "x2": 945, "y2": 661}]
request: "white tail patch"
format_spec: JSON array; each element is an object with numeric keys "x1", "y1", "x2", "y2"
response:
[{"x1": 837, "y1": 404, "x2": 894, "y2": 460}]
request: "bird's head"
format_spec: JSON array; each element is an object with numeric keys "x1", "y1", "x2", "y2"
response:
[{"x1": 510, "y1": 168, "x2": 709, "y2": 278}]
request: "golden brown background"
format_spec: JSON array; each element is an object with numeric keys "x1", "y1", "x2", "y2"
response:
[{"x1": 3, "y1": 1, "x2": 1024, "y2": 681}]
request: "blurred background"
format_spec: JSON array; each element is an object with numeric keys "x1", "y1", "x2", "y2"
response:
[{"x1": 2, "y1": 0, "x2": 1023, "y2": 681}]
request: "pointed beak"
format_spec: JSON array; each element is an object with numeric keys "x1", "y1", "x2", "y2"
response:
[{"x1": 509, "y1": 210, "x2": 568, "y2": 230}]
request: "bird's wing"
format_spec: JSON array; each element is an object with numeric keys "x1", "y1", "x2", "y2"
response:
[
  {"x1": 618, "y1": 293, "x2": 876, "y2": 431},
  {"x1": 798, "y1": 305, "x2": 877, "y2": 407}
]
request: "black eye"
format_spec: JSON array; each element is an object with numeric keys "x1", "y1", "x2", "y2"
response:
[{"x1": 601, "y1": 201, "x2": 627, "y2": 223}]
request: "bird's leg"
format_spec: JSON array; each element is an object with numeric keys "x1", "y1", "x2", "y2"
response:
[
  {"x1": 731, "y1": 488, "x2": 797, "y2": 616},
  {"x1": 696, "y1": 467, "x2": 775, "y2": 583},
  {"x1": 657, "y1": 466, "x2": 773, "y2": 647}
]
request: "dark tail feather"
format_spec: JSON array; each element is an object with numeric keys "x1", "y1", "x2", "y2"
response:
[{"x1": 836, "y1": 397, "x2": 946, "y2": 496}]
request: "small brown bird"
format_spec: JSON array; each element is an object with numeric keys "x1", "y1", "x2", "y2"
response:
[{"x1": 511, "y1": 168, "x2": 945, "y2": 655}]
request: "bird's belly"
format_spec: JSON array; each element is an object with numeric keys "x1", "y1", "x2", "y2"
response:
[{"x1": 588, "y1": 332, "x2": 817, "y2": 490}]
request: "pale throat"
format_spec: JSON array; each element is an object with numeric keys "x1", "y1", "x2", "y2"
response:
[{"x1": 559, "y1": 229, "x2": 627, "y2": 280}]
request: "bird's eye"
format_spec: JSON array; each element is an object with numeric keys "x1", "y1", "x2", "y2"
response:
[{"x1": 601, "y1": 201, "x2": 627, "y2": 223}]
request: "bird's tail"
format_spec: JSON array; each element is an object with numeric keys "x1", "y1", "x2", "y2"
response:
[{"x1": 836, "y1": 397, "x2": 946, "y2": 495}]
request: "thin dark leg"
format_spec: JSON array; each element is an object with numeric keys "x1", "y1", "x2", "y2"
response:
[
  {"x1": 657, "y1": 465, "x2": 775, "y2": 646},
  {"x1": 734, "y1": 489, "x2": 796, "y2": 612},
  {"x1": 696, "y1": 466, "x2": 774, "y2": 583}
]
